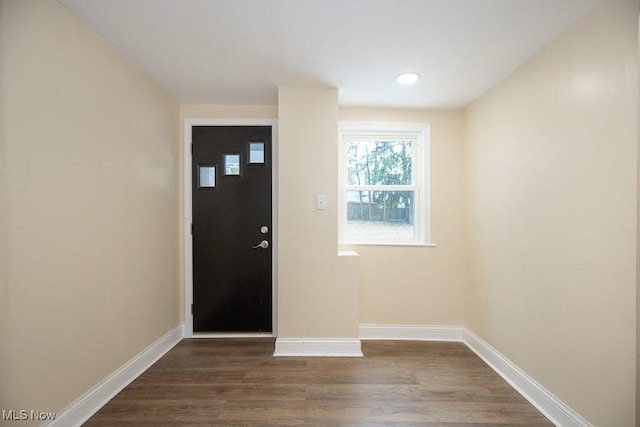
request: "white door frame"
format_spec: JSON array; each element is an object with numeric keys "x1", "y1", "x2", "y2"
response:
[{"x1": 183, "y1": 118, "x2": 278, "y2": 338}]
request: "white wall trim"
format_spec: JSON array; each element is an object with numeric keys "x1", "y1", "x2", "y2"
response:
[
  {"x1": 360, "y1": 324, "x2": 464, "y2": 341},
  {"x1": 183, "y1": 118, "x2": 278, "y2": 337},
  {"x1": 48, "y1": 325, "x2": 183, "y2": 427},
  {"x1": 273, "y1": 338, "x2": 363, "y2": 357},
  {"x1": 462, "y1": 329, "x2": 591, "y2": 427}
]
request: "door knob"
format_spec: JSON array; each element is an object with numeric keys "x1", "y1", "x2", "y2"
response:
[{"x1": 252, "y1": 240, "x2": 269, "y2": 249}]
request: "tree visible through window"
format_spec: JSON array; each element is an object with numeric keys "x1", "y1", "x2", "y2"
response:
[{"x1": 340, "y1": 123, "x2": 430, "y2": 245}]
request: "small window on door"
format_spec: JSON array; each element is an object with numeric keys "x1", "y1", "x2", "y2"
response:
[
  {"x1": 224, "y1": 153, "x2": 241, "y2": 176},
  {"x1": 198, "y1": 165, "x2": 216, "y2": 188},
  {"x1": 249, "y1": 142, "x2": 265, "y2": 164}
]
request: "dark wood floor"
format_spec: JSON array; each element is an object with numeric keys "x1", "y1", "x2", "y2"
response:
[{"x1": 85, "y1": 339, "x2": 552, "y2": 426}]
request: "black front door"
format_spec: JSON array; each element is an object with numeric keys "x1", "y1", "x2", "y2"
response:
[{"x1": 192, "y1": 126, "x2": 272, "y2": 333}]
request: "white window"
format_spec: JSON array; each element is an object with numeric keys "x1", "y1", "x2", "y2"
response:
[{"x1": 339, "y1": 122, "x2": 431, "y2": 245}]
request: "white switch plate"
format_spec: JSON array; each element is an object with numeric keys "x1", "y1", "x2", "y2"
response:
[{"x1": 316, "y1": 194, "x2": 327, "y2": 210}]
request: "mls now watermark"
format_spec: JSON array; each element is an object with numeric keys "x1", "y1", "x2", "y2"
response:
[{"x1": 2, "y1": 409, "x2": 56, "y2": 421}]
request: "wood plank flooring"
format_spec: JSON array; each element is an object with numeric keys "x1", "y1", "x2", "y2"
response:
[{"x1": 85, "y1": 339, "x2": 552, "y2": 426}]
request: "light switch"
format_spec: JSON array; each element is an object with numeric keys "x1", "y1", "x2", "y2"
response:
[{"x1": 316, "y1": 194, "x2": 327, "y2": 210}]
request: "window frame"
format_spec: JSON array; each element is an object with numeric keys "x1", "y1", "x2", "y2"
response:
[{"x1": 338, "y1": 122, "x2": 432, "y2": 246}]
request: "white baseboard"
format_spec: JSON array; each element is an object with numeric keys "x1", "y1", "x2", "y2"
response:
[
  {"x1": 360, "y1": 324, "x2": 464, "y2": 341},
  {"x1": 462, "y1": 329, "x2": 591, "y2": 427},
  {"x1": 48, "y1": 325, "x2": 183, "y2": 427},
  {"x1": 273, "y1": 338, "x2": 363, "y2": 357}
]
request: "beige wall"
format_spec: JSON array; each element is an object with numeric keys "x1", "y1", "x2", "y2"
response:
[
  {"x1": 277, "y1": 88, "x2": 359, "y2": 338},
  {"x1": 464, "y1": 0, "x2": 638, "y2": 425},
  {"x1": 637, "y1": 10, "x2": 640, "y2": 422},
  {"x1": 180, "y1": 104, "x2": 278, "y2": 121},
  {"x1": 0, "y1": 0, "x2": 180, "y2": 423},
  {"x1": 339, "y1": 108, "x2": 466, "y2": 326},
  {"x1": 1, "y1": 1, "x2": 634, "y2": 425},
  {"x1": 0, "y1": 6, "x2": 8, "y2": 420}
]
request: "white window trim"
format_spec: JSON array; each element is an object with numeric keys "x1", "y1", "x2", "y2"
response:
[{"x1": 338, "y1": 121, "x2": 433, "y2": 246}]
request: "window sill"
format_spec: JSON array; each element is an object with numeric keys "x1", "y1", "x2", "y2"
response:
[
  {"x1": 340, "y1": 242, "x2": 437, "y2": 248},
  {"x1": 338, "y1": 250, "x2": 360, "y2": 256}
]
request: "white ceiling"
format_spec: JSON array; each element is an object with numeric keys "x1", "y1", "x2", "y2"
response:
[{"x1": 58, "y1": 0, "x2": 600, "y2": 108}]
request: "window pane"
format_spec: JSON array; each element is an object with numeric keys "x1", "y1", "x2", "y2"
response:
[
  {"x1": 198, "y1": 165, "x2": 215, "y2": 188},
  {"x1": 344, "y1": 190, "x2": 414, "y2": 240},
  {"x1": 249, "y1": 142, "x2": 265, "y2": 164},
  {"x1": 224, "y1": 154, "x2": 240, "y2": 175},
  {"x1": 346, "y1": 139, "x2": 412, "y2": 185}
]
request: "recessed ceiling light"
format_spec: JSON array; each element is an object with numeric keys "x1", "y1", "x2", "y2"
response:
[{"x1": 396, "y1": 72, "x2": 421, "y2": 85}]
